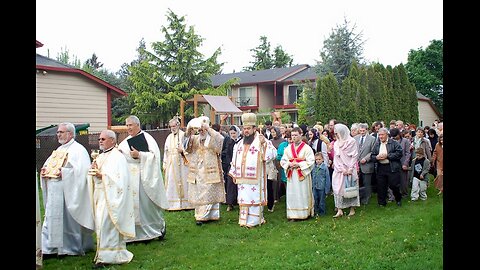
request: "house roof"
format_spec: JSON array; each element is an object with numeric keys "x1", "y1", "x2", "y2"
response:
[
  {"x1": 36, "y1": 54, "x2": 127, "y2": 97},
  {"x1": 416, "y1": 92, "x2": 442, "y2": 117},
  {"x1": 211, "y1": 64, "x2": 316, "y2": 87}
]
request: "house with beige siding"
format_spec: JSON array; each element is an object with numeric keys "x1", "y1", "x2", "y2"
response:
[
  {"x1": 36, "y1": 41, "x2": 126, "y2": 133},
  {"x1": 417, "y1": 92, "x2": 442, "y2": 128}
]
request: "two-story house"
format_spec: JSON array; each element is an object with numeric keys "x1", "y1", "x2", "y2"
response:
[
  {"x1": 211, "y1": 64, "x2": 317, "y2": 124},
  {"x1": 212, "y1": 65, "x2": 441, "y2": 126}
]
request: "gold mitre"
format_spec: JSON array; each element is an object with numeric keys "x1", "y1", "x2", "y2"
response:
[{"x1": 241, "y1": 112, "x2": 257, "y2": 126}]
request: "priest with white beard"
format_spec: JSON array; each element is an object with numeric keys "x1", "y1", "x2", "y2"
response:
[
  {"x1": 163, "y1": 116, "x2": 193, "y2": 210},
  {"x1": 40, "y1": 122, "x2": 94, "y2": 257},
  {"x1": 90, "y1": 129, "x2": 135, "y2": 268},
  {"x1": 229, "y1": 113, "x2": 277, "y2": 228}
]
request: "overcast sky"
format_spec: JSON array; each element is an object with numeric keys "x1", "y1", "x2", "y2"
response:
[{"x1": 36, "y1": 0, "x2": 442, "y2": 74}]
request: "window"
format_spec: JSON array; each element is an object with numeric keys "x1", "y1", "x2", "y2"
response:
[
  {"x1": 287, "y1": 85, "x2": 302, "y2": 104},
  {"x1": 239, "y1": 87, "x2": 254, "y2": 106}
]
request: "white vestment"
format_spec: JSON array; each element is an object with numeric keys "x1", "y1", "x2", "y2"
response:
[
  {"x1": 280, "y1": 141, "x2": 315, "y2": 220},
  {"x1": 36, "y1": 171, "x2": 42, "y2": 267},
  {"x1": 40, "y1": 139, "x2": 94, "y2": 255},
  {"x1": 118, "y1": 131, "x2": 169, "y2": 242},
  {"x1": 163, "y1": 130, "x2": 192, "y2": 210},
  {"x1": 229, "y1": 133, "x2": 276, "y2": 227},
  {"x1": 90, "y1": 148, "x2": 135, "y2": 265}
]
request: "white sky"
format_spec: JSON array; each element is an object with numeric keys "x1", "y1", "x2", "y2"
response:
[{"x1": 36, "y1": 0, "x2": 443, "y2": 74}]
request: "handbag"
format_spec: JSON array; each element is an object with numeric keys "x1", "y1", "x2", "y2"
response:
[{"x1": 343, "y1": 175, "x2": 359, "y2": 199}]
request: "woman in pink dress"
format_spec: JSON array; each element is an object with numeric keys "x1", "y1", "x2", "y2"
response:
[{"x1": 331, "y1": 123, "x2": 360, "y2": 218}]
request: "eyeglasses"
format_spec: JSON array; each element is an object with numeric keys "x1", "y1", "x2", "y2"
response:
[{"x1": 98, "y1": 138, "x2": 107, "y2": 141}]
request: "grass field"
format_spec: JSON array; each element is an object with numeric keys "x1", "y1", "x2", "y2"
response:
[{"x1": 39, "y1": 178, "x2": 443, "y2": 270}]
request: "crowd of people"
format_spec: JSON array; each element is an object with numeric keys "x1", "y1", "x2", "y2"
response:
[{"x1": 36, "y1": 115, "x2": 443, "y2": 268}]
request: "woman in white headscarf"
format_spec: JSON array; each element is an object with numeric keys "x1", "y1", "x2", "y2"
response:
[{"x1": 331, "y1": 123, "x2": 360, "y2": 218}]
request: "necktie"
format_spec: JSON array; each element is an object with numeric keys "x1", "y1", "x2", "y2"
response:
[{"x1": 360, "y1": 136, "x2": 364, "y2": 148}]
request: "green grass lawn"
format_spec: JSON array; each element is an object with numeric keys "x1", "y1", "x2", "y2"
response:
[{"x1": 39, "y1": 179, "x2": 443, "y2": 269}]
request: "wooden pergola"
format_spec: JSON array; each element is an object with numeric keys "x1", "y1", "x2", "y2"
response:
[{"x1": 180, "y1": 94, "x2": 242, "y2": 128}]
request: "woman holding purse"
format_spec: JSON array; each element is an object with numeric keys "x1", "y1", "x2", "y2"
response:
[{"x1": 331, "y1": 123, "x2": 360, "y2": 218}]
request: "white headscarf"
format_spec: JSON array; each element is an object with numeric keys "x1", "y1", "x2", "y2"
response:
[{"x1": 334, "y1": 123, "x2": 352, "y2": 149}]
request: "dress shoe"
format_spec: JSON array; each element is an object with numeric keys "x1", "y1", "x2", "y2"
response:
[
  {"x1": 158, "y1": 226, "x2": 166, "y2": 240},
  {"x1": 267, "y1": 205, "x2": 275, "y2": 212},
  {"x1": 396, "y1": 201, "x2": 402, "y2": 207},
  {"x1": 196, "y1": 221, "x2": 203, "y2": 226}
]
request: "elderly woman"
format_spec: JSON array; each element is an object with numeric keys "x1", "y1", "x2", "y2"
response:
[{"x1": 332, "y1": 123, "x2": 360, "y2": 218}]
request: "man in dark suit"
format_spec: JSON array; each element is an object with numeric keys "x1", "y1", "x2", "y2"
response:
[
  {"x1": 371, "y1": 128, "x2": 403, "y2": 207},
  {"x1": 354, "y1": 123, "x2": 376, "y2": 205}
]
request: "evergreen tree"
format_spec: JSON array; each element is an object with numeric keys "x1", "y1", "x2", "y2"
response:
[
  {"x1": 357, "y1": 65, "x2": 374, "y2": 124},
  {"x1": 316, "y1": 18, "x2": 365, "y2": 84},
  {"x1": 244, "y1": 36, "x2": 293, "y2": 71},
  {"x1": 109, "y1": 40, "x2": 148, "y2": 125},
  {"x1": 127, "y1": 9, "x2": 223, "y2": 126},
  {"x1": 296, "y1": 81, "x2": 317, "y2": 125},
  {"x1": 244, "y1": 36, "x2": 272, "y2": 71},
  {"x1": 84, "y1": 53, "x2": 104, "y2": 70},
  {"x1": 56, "y1": 46, "x2": 81, "y2": 68},
  {"x1": 383, "y1": 65, "x2": 396, "y2": 122},
  {"x1": 368, "y1": 63, "x2": 389, "y2": 121},
  {"x1": 391, "y1": 66, "x2": 403, "y2": 120},
  {"x1": 273, "y1": 45, "x2": 293, "y2": 68},
  {"x1": 318, "y1": 73, "x2": 341, "y2": 123},
  {"x1": 339, "y1": 63, "x2": 360, "y2": 124}
]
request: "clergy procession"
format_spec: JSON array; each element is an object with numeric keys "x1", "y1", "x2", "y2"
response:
[{"x1": 37, "y1": 114, "x2": 443, "y2": 269}]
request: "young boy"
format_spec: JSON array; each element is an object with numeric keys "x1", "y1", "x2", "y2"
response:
[
  {"x1": 410, "y1": 147, "x2": 431, "y2": 201},
  {"x1": 311, "y1": 152, "x2": 331, "y2": 216}
]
